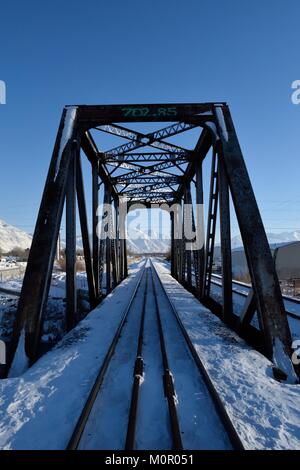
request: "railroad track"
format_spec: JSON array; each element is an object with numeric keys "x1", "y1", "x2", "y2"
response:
[
  {"x1": 211, "y1": 274, "x2": 300, "y2": 321},
  {"x1": 67, "y1": 260, "x2": 148, "y2": 449},
  {"x1": 67, "y1": 259, "x2": 244, "y2": 450}
]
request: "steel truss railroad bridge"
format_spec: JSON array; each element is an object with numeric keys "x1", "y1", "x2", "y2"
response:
[{"x1": 7, "y1": 102, "x2": 297, "y2": 381}]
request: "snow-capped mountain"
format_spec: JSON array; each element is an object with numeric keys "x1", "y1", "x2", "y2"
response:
[
  {"x1": 1, "y1": 215, "x2": 299, "y2": 255},
  {"x1": 231, "y1": 231, "x2": 300, "y2": 249},
  {"x1": 127, "y1": 228, "x2": 170, "y2": 253},
  {"x1": 0, "y1": 219, "x2": 32, "y2": 253},
  {"x1": 68, "y1": 227, "x2": 170, "y2": 254},
  {"x1": 74, "y1": 228, "x2": 170, "y2": 254}
]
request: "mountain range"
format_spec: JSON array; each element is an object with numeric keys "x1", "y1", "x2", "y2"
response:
[
  {"x1": 0, "y1": 219, "x2": 32, "y2": 253},
  {"x1": 73, "y1": 228, "x2": 170, "y2": 254},
  {"x1": 231, "y1": 231, "x2": 300, "y2": 250},
  {"x1": 126, "y1": 228, "x2": 170, "y2": 253},
  {"x1": 0, "y1": 218, "x2": 300, "y2": 254}
]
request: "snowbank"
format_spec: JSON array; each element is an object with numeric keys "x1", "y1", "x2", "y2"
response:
[
  {"x1": 153, "y1": 261, "x2": 300, "y2": 450},
  {"x1": 0, "y1": 262, "x2": 143, "y2": 449}
]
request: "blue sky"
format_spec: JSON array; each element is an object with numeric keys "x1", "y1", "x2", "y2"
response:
[{"x1": 0, "y1": 0, "x2": 299, "y2": 237}]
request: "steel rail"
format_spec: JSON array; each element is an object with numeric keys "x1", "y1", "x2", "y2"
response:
[
  {"x1": 66, "y1": 261, "x2": 147, "y2": 450},
  {"x1": 149, "y1": 264, "x2": 183, "y2": 450},
  {"x1": 210, "y1": 275, "x2": 300, "y2": 321},
  {"x1": 125, "y1": 269, "x2": 149, "y2": 449},
  {"x1": 149, "y1": 259, "x2": 244, "y2": 450}
]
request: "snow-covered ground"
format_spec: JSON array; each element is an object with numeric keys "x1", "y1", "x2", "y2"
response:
[
  {"x1": 79, "y1": 260, "x2": 231, "y2": 450},
  {"x1": 153, "y1": 261, "x2": 300, "y2": 450},
  {"x1": 0, "y1": 270, "x2": 90, "y2": 345},
  {"x1": 0, "y1": 261, "x2": 144, "y2": 449},
  {"x1": 0, "y1": 259, "x2": 300, "y2": 449}
]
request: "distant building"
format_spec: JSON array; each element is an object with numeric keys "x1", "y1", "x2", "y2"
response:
[
  {"x1": 292, "y1": 278, "x2": 300, "y2": 293},
  {"x1": 230, "y1": 241, "x2": 300, "y2": 281},
  {"x1": 273, "y1": 242, "x2": 300, "y2": 280}
]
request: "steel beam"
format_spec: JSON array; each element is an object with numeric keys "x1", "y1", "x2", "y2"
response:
[
  {"x1": 65, "y1": 147, "x2": 77, "y2": 331},
  {"x1": 109, "y1": 159, "x2": 186, "y2": 180},
  {"x1": 98, "y1": 122, "x2": 196, "y2": 156},
  {"x1": 238, "y1": 289, "x2": 257, "y2": 332},
  {"x1": 76, "y1": 154, "x2": 96, "y2": 307},
  {"x1": 98, "y1": 190, "x2": 107, "y2": 295},
  {"x1": 78, "y1": 102, "x2": 216, "y2": 124},
  {"x1": 175, "y1": 129, "x2": 212, "y2": 203},
  {"x1": 81, "y1": 131, "x2": 119, "y2": 202},
  {"x1": 105, "y1": 187, "x2": 112, "y2": 294},
  {"x1": 8, "y1": 102, "x2": 296, "y2": 381},
  {"x1": 124, "y1": 237, "x2": 128, "y2": 278},
  {"x1": 100, "y1": 152, "x2": 189, "y2": 163},
  {"x1": 114, "y1": 199, "x2": 120, "y2": 284},
  {"x1": 111, "y1": 201, "x2": 118, "y2": 288},
  {"x1": 216, "y1": 105, "x2": 295, "y2": 379},
  {"x1": 113, "y1": 176, "x2": 182, "y2": 185},
  {"x1": 218, "y1": 151, "x2": 233, "y2": 324},
  {"x1": 184, "y1": 186, "x2": 192, "y2": 286},
  {"x1": 9, "y1": 107, "x2": 79, "y2": 368},
  {"x1": 170, "y1": 212, "x2": 175, "y2": 277},
  {"x1": 203, "y1": 150, "x2": 219, "y2": 298},
  {"x1": 92, "y1": 162, "x2": 99, "y2": 297},
  {"x1": 184, "y1": 183, "x2": 198, "y2": 290},
  {"x1": 179, "y1": 199, "x2": 185, "y2": 283},
  {"x1": 195, "y1": 158, "x2": 205, "y2": 299}
]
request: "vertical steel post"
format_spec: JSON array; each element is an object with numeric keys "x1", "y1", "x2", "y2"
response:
[
  {"x1": 216, "y1": 104, "x2": 295, "y2": 378},
  {"x1": 218, "y1": 150, "x2": 233, "y2": 323},
  {"x1": 111, "y1": 200, "x2": 118, "y2": 288},
  {"x1": 119, "y1": 198, "x2": 125, "y2": 281},
  {"x1": 124, "y1": 238, "x2": 128, "y2": 278},
  {"x1": 202, "y1": 150, "x2": 219, "y2": 298},
  {"x1": 170, "y1": 212, "x2": 175, "y2": 277},
  {"x1": 76, "y1": 153, "x2": 96, "y2": 307},
  {"x1": 118, "y1": 197, "x2": 128, "y2": 281},
  {"x1": 106, "y1": 187, "x2": 112, "y2": 294},
  {"x1": 92, "y1": 162, "x2": 99, "y2": 297},
  {"x1": 119, "y1": 234, "x2": 124, "y2": 281},
  {"x1": 179, "y1": 198, "x2": 185, "y2": 282},
  {"x1": 66, "y1": 145, "x2": 77, "y2": 330},
  {"x1": 9, "y1": 107, "x2": 79, "y2": 368},
  {"x1": 174, "y1": 202, "x2": 181, "y2": 280},
  {"x1": 98, "y1": 189, "x2": 107, "y2": 295},
  {"x1": 185, "y1": 183, "x2": 198, "y2": 290},
  {"x1": 184, "y1": 186, "x2": 192, "y2": 286},
  {"x1": 238, "y1": 289, "x2": 257, "y2": 332},
  {"x1": 114, "y1": 199, "x2": 120, "y2": 284},
  {"x1": 195, "y1": 158, "x2": 205, "y2": 299}
]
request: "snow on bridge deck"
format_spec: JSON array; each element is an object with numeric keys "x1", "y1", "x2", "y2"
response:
[
  {"x1": 152, "y1": 260, "x2": 300, "y2": 450},
  {"x1": 0, "y1": 259, "x2": 300, "y2": 449}
]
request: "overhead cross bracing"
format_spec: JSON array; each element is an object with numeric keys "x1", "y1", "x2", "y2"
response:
[
  {"x1": 91, "y1": 121, "x2": 198, "y2": 205},
  {"x1": 6, "y1": 102, "x2": 298, "y2": 384}
]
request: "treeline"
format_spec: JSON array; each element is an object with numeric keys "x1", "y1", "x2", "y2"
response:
[{"x1": 1, "y1": 247, "x2": 30, "y2": 261}]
